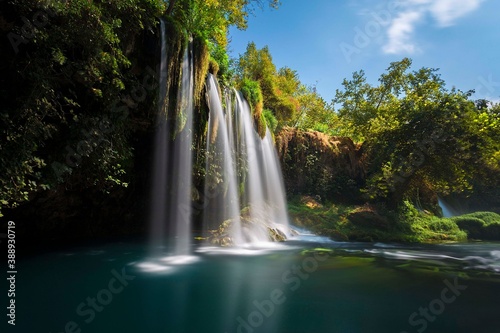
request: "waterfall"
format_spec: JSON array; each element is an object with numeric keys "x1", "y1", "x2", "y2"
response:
[
  {"x1": 438, "y1": 197, "x2": 458, "y2": 218},
  {"x1": 149, "y1": 20, "x2": 194, "y2": 256},
  {"x1": 150, "y1": 22, "x2": 290, "y2": 252},
  {"x1": 204, "y1": 75, "x2": 244, "y2": 245},
  {"x1": 169, "y1": 41, "x2": 194, "y2": 255},
  {"x1": 204, "y1": 74, "x2": 290, "y2": 245},
  {"x1": 149, "y1": 19, "x2": 169, "y2": 253},
  {"x1": 262, "y1": 128, "x2": 291, "y2": 236}
]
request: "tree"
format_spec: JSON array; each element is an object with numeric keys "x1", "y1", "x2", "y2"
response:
[
  {"x1": 334, "y1": 58, "x2": 413, "y2": 142},
  {"x1": 0, "y1": 0, "x2": 164, "y2": 215},
  {"x1": 292, "y1": 85, "x2": 339, "y2": 134},
  {"x1": 165, "y1": 0, "x2": 280, "y2": 46},
  {"x1": 235, "y1": 42, "x2": 299, "y2": 124},
  {"x1": 333, "y1": 70, "x2": 372, "y2": 140},
  {"x1": 335, "y1": 58, "x2": 500, "y2": 206}
]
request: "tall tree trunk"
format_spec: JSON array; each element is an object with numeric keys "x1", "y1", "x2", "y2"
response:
[{"x1": 166, "y1": 0, "x2": 176, "y2": 15}]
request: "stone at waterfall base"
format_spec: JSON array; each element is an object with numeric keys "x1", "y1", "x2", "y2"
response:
[{"x1": 208, "y1": 217, "x2": 288, "y2": 246}]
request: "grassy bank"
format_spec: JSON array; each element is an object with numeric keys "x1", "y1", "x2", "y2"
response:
[{"x1": 288, "y1": 196, "x2": 500, "y2": 243}]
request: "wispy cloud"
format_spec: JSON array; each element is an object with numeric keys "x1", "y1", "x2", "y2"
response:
[
  {"x1": 383, "y1": 10, "x2": 425, "y2": 54},
  {"x1": 382, "y1": 0, "x2": 484, "y2": 54},
  {"x1": 430, "y1": 0, "x2": 484, "y2": 26}
]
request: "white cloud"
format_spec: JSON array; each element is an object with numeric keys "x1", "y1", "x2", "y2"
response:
[
  {"x1": 382, "y1": 0, "x2": 484, "y2": 54},
  {"x1": 430, "y1": 0, "x2": 483, "y2": 27},
  {"x1": 383, "y1": 10, "x2": 425, "y2": 54}
]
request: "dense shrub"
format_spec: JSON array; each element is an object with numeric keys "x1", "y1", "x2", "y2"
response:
[{"x1": 452, "y1": 212, "x2": 500, "y2": 240}]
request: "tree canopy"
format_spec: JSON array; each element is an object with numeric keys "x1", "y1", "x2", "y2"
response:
[
  {"x1": 235, "y1": 41, "x2": 338, "y2": 131},
  {"x1": 333, "y1": 58, "x2": 500, "y2": 204},
  {"x1": 166, "y1": 0, "x2": 280, "y2": 46}
]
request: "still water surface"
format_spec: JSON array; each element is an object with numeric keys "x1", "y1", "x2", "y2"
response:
[{"x1": 16, "y1": 233, "x2": 500, "y2": 333}]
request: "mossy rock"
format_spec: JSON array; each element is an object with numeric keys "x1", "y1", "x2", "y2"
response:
[
  {"x1": 452, "y1": 212, "x2": 500, "y2": 240},
  {"x1": 208, "y1": 216, "x2": 289, "y2": 246},
  {"x1": 347, "y1": 208, "x2": 390, "y2": 230},
  {"x1": 269, "y1": 228, "x2": 287, "y2": 242},
  {"x1": 454, "y1": 217, "x2": 484, "y2": 239},
  {"x1": 325, "y1": 229, "x2": 349, "y2": 241},
  {"x1": 347, "y1": 231, "x2": 374, "y2": 242}
]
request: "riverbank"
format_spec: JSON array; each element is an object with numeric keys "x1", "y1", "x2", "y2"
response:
[{"x1": 288, "y1": 196, "x2": 500, "y2": 243}]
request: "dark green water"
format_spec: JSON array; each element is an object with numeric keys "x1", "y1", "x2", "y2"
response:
[{"x1": 14, "y1": 235, "x2": 500, "y2": 333}]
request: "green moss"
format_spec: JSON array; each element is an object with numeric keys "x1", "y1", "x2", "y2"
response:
[
  {"x1": 239, "y1": 78, "x2": 266, "y2": 137},
  {"x1": 263, "y1": 109, "x2": 278, "y2": 133},
  {"x1": 288, "y1": 197, "x2": 469, "y2": 243},
  {"x1": 240, "y1": 79, "x2": 263, "y2": 112},
  {"x1": 208, "y1": 58, "x2": 219, "y2": 76},
  {"x1": 452, "y1": 212, "x2": 500, "y2": 240},
  {"x1": 164, "y1": 16, "x2": 187, "y2": 120},
  {"x1": 255, "y1": 112, "x2": 267, "y2": 138},
  {"x1": 193, "y1": 35, "x2": 210, "y2": 112}
]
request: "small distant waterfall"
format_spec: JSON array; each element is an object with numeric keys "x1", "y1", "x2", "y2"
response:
[
  {"x1": 149, "y1": 20, "x2": 194, "y2": 256},
  {"x1": 438, "y1": 197, "x2": 458, "y2": 218}
]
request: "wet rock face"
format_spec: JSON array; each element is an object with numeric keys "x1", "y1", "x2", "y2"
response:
[{"x1": 276, "y1": 127, "x2": 365, "y2": 203}]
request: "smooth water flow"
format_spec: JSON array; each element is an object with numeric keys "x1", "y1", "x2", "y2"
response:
[
  {"x1": 169, "y1": 44, "x2": 194, "y2": 255},
  {"x1": 148, "y1": 19, "x2": 168, "y2": 252},
  {"x1": 262, "y1": 128, "x2": 291, "y2": 235},
  {"x1": 152, "y1": 39, "x2": 290, "y2": 250},
  {"x1": 149, "y1": 23, "x2": 194, "y2": 256},
  {"x1": 204, "y1": 75, "x2": 244, "y2": 244},
  {"x1": 203, "y1": 75, "x2": 290, "y2": 244},
  {"x1": 438, "y1": 196, "x2": 458, "y2": 218},
  {"x1": 234, "y1": 91, "x2": 270, "y2": 242}
]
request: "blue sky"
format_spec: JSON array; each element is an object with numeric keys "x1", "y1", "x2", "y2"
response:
[{"x1": 229, "y1": 0, "x2": 500, "y2": 104}]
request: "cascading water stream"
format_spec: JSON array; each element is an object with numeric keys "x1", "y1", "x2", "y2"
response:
[
  {"x1": 150, "y1": 25, "x2": 290, "y2": 252},
  {"x1": 203, "y1": 75, "x2": 290, "y2": 245},
  {"x1": 148, "y1": 19, "x2": 168, "y2": 253},
  {"x1": 149, "y1": 21, "x2": 194, "y2": 256},
  {"x1": 204, "y1": 75, "x2": 244, "y2": 245},
  {"x1": 234, "y1": 91, "x2": 274, "y2": 242},
  {"x1": 168, "y1": 41, "x2": 194, "y2": 255},
  {"x1": 261, "y1": 128, "x2": 291, "y2": 236}
]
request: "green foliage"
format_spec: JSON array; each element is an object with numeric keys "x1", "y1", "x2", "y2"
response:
[
  {"x1": 335, "y1": 58, "x2": 500, "y2": 205},
  {"x1": 168, "y1": 0, "x2": 279, "y2": 47},
  {"x1": 288, "y1": 198, "x2": 467, "y2": 243},
  {"x1": 292, "y1": 85, "x2": 340, "y2": 135},
  {"x1": 208, "y1": 41, "x2": 231, "y2": 84},
  {"x1": 240, "y1": 78, "x2": 263, "y2": 110},
  {"x1": 235, "y1": 42, "x2": 299, "y2": 125},
  {"x1": 263, "y1": 109, "x2": 277, "y2": 133},
  {"x1": 452, "y1": 212, "x2": 500, "y2": 240},
  {"x1": 235, "y1": 42, "x2": 341, "y2": 134},
  {"x1": 0, "y1": 0, "x2": 164, "y2": 214}
]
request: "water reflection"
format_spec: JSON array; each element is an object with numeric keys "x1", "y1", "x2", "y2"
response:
[{"x1": 15, "y1": 238, "x2": 500, "y2": 333}]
